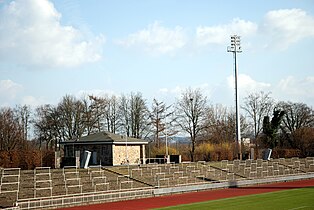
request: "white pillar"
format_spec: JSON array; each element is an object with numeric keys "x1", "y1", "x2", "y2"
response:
[{"x1": 142, "y1": 144, "x2": 146, "y2": 164}]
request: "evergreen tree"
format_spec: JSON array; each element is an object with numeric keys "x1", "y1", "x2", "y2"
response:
[{"x1": 262, "y1": 109, "x2": 285, "y2": 148}]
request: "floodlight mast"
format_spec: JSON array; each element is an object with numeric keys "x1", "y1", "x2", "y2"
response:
[
  {"x1": 165, "y1": 116, "x2": 168, "y2": 158},
  {"x1": 227, "y1": 35, "x2": 242, "y2": 160}
]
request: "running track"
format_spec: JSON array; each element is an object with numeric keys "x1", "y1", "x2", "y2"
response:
[{"x1": 60, "y1": 179, "x2": 314, "y2": 210}]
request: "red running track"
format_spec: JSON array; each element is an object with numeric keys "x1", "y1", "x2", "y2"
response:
[{"x1": 60, "y1": 179, "x2": 314, "y2": 210}]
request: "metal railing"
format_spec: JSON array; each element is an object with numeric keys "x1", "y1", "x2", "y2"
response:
[
  {"x1": 11, "y1": 158, "x2": 314, "y2": 209},
  {"x1": 17, "y1": 187, "x2": 154, "y2": 209},
  {"x1": 34, "y1": 167, "x2": 52, "y2": 198},
  {"x1": 0, "y1": 168, "x2": 20, "y2": 201}
]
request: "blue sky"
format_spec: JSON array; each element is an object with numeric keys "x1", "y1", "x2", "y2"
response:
[{"x1": 0, "y1": 0, "x2": 314, "y2": 108}]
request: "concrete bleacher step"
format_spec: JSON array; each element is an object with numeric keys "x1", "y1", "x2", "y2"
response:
[
  {"x1": 0, "y1": 192, "x2": 18, "y2": 208},
  {"x1": 1, "y1": 157, "x2": 313, "y2": 208},
  {"x1": 3, "y1": 166, "x2": 150, "y2": 208},
  {"x1": 104, "y1": 167, "x2": 153, "y2": 190}
]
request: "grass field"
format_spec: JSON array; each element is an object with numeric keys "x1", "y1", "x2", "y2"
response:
[{"x1": 154, "y1": 187, "x2": 314, "y2": 210}]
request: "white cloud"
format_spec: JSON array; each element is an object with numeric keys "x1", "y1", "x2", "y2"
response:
[
  {"x1": 228, "y1": 74, "x2": 271, "y2": 94},
  {"x1": 158, "y1": 86, "x2": 184, "y2": 97},
  {"x1": 275, "y1": 76, "x2": 314, "y2": 105},
  {"x1": 262, "y1": 9, "x2": 314, "y2": 50},
  {"x1": 196, "y1": 18, "x2": 257, "y2": 46},
  {"x1": 157, "y1": 83, "x2": 213, "y2": 102},
  {"x1": 0, "y1": 79, "x2": 23, "y2": 99},
  {"x1": 76, "y1": 89, "x2": 118, "y2": 99},
  {"x1": 117, "y1": 21, "x2": 187, "y2": 55},
  {"x1": 21, "y1": 95, "x2": 46, "y2": 107},
  {"x1": 117, "y1": 9, "x2": 314, "y2": 54},
  {"x1": 158, "y1": 88, "x2": 169, "y2": 93},
  {"x1": 0, "y1": 0, "x2": 105, "y2": 68},
  {"x1": 195, "y1": 9, "x2": 314, "y2": 51},
  {"x1": 0, "y1": 80, "x2": 50, "y2": 107}
]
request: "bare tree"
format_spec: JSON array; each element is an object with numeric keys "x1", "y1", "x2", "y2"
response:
[
  {"x1": 203, "y1": 104, "x2": 249, "y2": 159},
  {"x1": 57, "y1": 95, "x2": 86, "y2": 141},
  {"x1": 82, "y1": 95, "x2": 106, "y2": 134},
  {"x1": 34, "y1": 95, "x2": 87, "y2": 150},
  {"x1": 14, "y1": 105, "x2": 31, "y2": 141},
  {"x1": 277, "y1": 101, "x2": 314, "y2": 133},
  {"x1": 175, "y1": 88, "x2": 208, "y2": 161},
  {"x1": 241, "y1": 91, "x2": 274, "y2": 156},
  {"x1": 104, "y1": 95, "x2": 120, "y2": 134},
  {"x1": 205, "y1": 104, "x2": 235, "y2": 144},
  {"x1": 149, "y1": 98, "x2": 176, "y2": 148},
  {"x1": 130, "y1": 92, "x2": 149, "y2": 138},
  {"x1": 241, "y1": 91, "x2": 274, "y2": 140},
  {"x1": 277, "y1": 101, "x2": 314, "y2": 147},
  {"x1": 118, "y1": 92, "x2": 149, "y2": 138},
  {"x1": 118, "y1": 94, "x2": 131, "y2": 136},
  {"x1": 292, "y1": 127, "x2": 314, "y2": 157},
  {"x1": 33, "y1": 104, "x2": 61, "y2": 150},
  {"x1": 0, "y1": 107, "x2": 24, "y2": 151}
]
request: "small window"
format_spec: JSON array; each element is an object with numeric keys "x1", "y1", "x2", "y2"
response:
[
  {"x1": 102, "y1": 146, "x2": 106, "y2": 155},
  {"x1": 65, "y1": 145, "x2": 74, "y2": 157}
]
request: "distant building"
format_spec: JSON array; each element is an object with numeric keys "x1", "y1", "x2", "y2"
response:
[
  {"x1": 60, "y1": 131, "x2": 148, "y2": 166},
  {"x1": 242, "y1": 138, "x2": 251, "y2": 146}
]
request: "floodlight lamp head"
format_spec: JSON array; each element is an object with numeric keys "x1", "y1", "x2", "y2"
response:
[
  {"x1": 228, "y1": 34, "x2": 242, "y2": 53},
  {"x1": 227, "y1": 46, "x2": 234, "y2": 52}
]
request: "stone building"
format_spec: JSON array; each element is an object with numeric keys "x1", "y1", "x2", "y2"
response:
[{"x1": 60, "y1": 131, "x2": 148, "y2": 166}]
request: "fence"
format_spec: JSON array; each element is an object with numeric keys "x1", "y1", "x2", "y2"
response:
[
  {"x1": 17, "y1": 187, "x2": 154, "y2": 209},
  {"x1": 11, "y1": 157, "x2": 314, "y2": 209},
  {"x1": 63, "y1": 166, "x2": 82, "y2": 194},
  {"x1": 0, "y1": 168, "x2": 20, "y2": 201},
  {"x1": 34, "y1": 167, "x2": 52, "y2": 198}
]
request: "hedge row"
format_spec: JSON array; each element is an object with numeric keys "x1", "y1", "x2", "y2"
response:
[
  {"x1": 271, "y1": 148, "x2": 301, "y2": 159},
  {"x1": 0, "y1": 149, "x2": 55, "y2": 170}
]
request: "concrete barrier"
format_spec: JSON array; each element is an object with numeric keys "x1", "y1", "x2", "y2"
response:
[{"x1": 153, "y1": 172, "x2": 314, "y2": 196}]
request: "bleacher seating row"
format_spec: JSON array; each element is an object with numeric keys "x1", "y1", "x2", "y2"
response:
[
  {"x1": 0, "y1": 157, "x2": 313, "y2": 208},
  {"x1": 110, "y1": 157, "x2": 314, "y2": 188}
]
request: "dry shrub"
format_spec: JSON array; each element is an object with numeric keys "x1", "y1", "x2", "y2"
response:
[
  {"x1": 147, "y1": 143, "x2": 191, "y2": 161},
  {"x1": 15, "y1": 150, "x2": 41, "y2": 169},
  {"x1": 272, "y1": 148, "x2": 301, "y2": 159},
  {"x1": 293, "y1": 127, "x2": 314, "y2": 157},
  {"x1": 28, "y1": 150, "x2": 41, "y2": 168},
  {"x1": 214, "y1": 143, "x2": 235, "y2": 161},
  {"x1": 195, "y1": 143, "x2": 214, "y2": 161},
  {"x1": 0, "y1": 151, "x2": 10, "y2": 168},
  {"x1": 42, "y1": 150, "x2": 55, "y2": 168},
  {"x1": 151, "y1": 146, "x2": 178, "y2": 156},
  {"x1": 149, "y1": 145, "x2": 165, "y2": 158},
  {"x1": 195, "y1": 142, "x2": 235, "y2": 161},
  {"x1": 8, "y1": 150, "x2": 20, "y2": 168},
  {"x1": 0, "y1": 149, "x2": 55, "y2": 169}
]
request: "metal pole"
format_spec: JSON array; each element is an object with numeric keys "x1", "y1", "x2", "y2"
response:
[
  {"x1": 165, "y1": 116, "x2": 168, "y2": 157},
  {"x1": 190, "y1": 98, "x2": 194, "y2": 162},
  {"x1": 234, "y1": 48, "x2": 242, "y2": 160},
  {"x1": 228, "y1": 35, "x2": 242, "y2": 160}
]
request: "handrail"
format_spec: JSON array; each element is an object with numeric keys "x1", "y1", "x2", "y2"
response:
[{"x1": 17, "y1": 187, "x2": 154, "y2": 209}]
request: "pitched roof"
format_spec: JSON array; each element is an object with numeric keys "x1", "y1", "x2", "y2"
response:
[{"x1": 61, "y1": 131, "x2": 148, "y2": 145}]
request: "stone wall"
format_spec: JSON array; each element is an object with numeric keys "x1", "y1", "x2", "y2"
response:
[{"x1": 113, "y1": 145, "x2": 141, "y2": 165}]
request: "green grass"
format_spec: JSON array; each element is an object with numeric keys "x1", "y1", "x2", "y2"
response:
[{"x1": 154, "y1": 187, "x2": 314, "y2": 210}]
